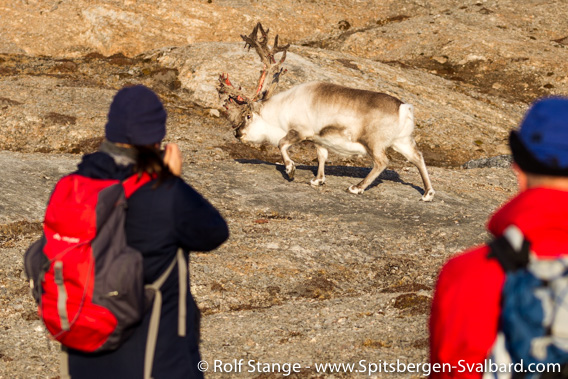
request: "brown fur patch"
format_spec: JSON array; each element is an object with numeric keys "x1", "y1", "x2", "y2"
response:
[
  {"x1": 318, "y1": 125, "x2": 346, "y2": 137},
  {"x1": 310, "y1": 83, "x2": 402, "y2": 115},
  {"x1": 280, "y1": 129, "x2": 303, "y2": 144}
]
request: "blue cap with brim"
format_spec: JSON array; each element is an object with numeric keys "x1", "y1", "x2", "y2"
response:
[
  {"x1": 511, "y1": 97, "x2": 568, "y2": 176},
  {"x1": 105, "y1": 85, "x2": 167, "y2": 146}
]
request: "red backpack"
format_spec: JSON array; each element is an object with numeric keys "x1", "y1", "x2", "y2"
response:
[
  {"x1": 25, "y1": 172, "x2": 188, "y2": 378},
  {"x1": 23, "y1": 173, "x2": 160, "y2": 349}
]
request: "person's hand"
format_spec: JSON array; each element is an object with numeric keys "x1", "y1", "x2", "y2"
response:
[{"x1": 163, "y1": 143, "x2": 182, "y2": 176}]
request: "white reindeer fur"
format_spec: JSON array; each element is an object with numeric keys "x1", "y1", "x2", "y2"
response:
[{"x1": 236, "y1": 81, "x2": 435, "y2": 201}]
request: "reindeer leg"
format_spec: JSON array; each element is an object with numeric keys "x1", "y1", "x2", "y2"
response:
[
  {"x1": 310, "y1": 145, "x2": 328, "y2": 186},
  {"x1": 348, "y1": 149, "x2": 389, "y2": 194},
  {"x1": 278, "y1": 130, "x2": 302, "y2": 180},
  {"x1": 392, "y1": 136, "x2": 435, "y2": 201}
]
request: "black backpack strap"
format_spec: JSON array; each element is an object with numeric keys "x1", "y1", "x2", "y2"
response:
[{"x1": 488, "y1": 225, "x2": 531, "y2": 272}]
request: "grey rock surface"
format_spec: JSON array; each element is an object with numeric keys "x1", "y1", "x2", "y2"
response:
[
  {"x1": 1, "y1": 149, "x2": 516, "y2": 378},
  {"x1": 0, "y1": 152, "x2": 77, "y2": 224},
  {"x1": 463, "y1": 155, "x2": 513, "y2": 169}
]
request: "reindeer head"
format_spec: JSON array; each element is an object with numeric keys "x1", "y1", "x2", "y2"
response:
[{"x1": 217, "y1": 23, "x2": 289, "y2": 140}]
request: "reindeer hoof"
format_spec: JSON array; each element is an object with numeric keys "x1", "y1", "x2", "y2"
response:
[
  {"x1": 421, "y1": 189, "x2": 435, "y2": 202},
  {"x1": 347, "y1": 185, "x2": 364, "y2": 194},
  {"x1": 310, "y1": 177, "x2": 325, "y2": 187},
  {"x1": 285, "y1": 164, "x2": 295, "y2": 180}
]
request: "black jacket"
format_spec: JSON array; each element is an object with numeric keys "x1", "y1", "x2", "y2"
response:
[{"x1": 67, "y1": 152, "x2": 229, "y2": 379}]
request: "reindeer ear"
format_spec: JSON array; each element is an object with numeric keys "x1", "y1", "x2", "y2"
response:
[{"x1": 252, "y1": 102, "x2": 262, "y2": 113}]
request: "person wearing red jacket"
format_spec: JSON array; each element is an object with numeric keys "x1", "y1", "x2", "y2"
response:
[{"x1": 429, "y1": 97, "x2": 568, "y2": 378}]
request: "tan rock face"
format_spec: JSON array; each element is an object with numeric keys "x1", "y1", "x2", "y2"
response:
[
  {"x1": 0, "y1": 0, "x2": 391, "y2": 57},
  {"x1": 2, "y1": 1, "x2": 564, "y2": 105},
  {"x1": 301, "y1": 1, "x2": 568, "y2": 104}
]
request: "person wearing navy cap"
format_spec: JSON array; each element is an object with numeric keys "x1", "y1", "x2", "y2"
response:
[
  {"x1": 429, "y1": 97, "x2": 568, "y2": 378},
  {"x1": 64, "y1": 85, "x2": 229, "y2": 379}
]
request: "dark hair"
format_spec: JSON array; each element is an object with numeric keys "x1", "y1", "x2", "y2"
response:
[{"x1": 132, "y1": 145, "x2": 173, "y2": 187}]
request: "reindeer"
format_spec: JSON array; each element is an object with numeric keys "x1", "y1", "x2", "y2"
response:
[{"x1": 217, "y1": 23, "x2": 435, "y2": 201}]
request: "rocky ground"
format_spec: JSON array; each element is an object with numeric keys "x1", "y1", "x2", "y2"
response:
[{"x1": 0, "y1": 0, "x2": 565, "y2": 378}]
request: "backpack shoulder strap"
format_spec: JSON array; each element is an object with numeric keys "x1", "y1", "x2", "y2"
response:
[
  {"x1": 488, "y1": 225, "x2": 531, "y2": 272},
  {"x1": 143, "y1": 249, "x2": 187, "y2": 379},
  {"x1": 122, "y1": 173, "x2": 154, "y2": 198}
]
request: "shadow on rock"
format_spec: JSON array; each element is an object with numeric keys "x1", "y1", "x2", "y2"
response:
[{"x1": 235, "y1": 158, "x2": 426, "y2": 195}]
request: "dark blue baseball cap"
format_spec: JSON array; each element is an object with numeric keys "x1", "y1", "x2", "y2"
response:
[
  {"x1": 105, "y1": 85, "x2": 167, "y2": 145},
  {"x1": 510, "y1": 97, "x2": 568, "y2": 176}
]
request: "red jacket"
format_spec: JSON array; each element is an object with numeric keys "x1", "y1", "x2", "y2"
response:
[{"x1": 429, "y1": 187, "x2": 568, "y2": 378}]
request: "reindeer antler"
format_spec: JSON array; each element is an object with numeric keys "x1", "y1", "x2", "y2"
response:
[
  {"x1": 217, "y1": 73, "x2": 250, "y2": 105},
  {"x1": 240, "y1": 22, "x2": 290, "y2": 101},
  {"x1": 216, "y1": 23, "x2": 289, "y2": 129}
]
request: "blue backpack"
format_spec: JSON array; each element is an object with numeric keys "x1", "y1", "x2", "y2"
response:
[{"x1": 487, "y1": 225, "x2": 568, "y2": 378}]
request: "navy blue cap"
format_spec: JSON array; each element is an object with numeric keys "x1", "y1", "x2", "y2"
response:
[
  {"x1": 510, "y1": 97, "x2": 568, "y2": 175},
  {"x1": 105, "y1": 85, "x2": 167, "y2": 145}
]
